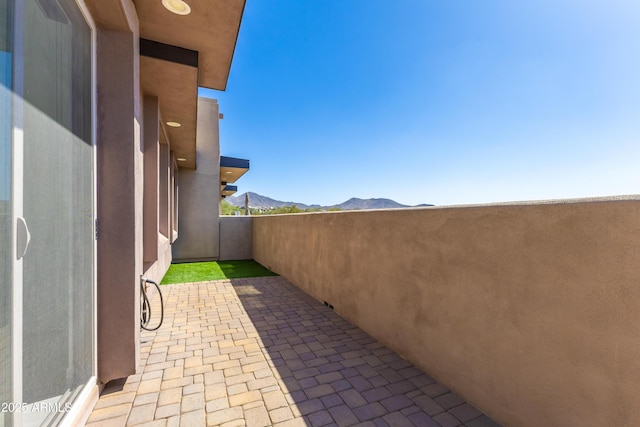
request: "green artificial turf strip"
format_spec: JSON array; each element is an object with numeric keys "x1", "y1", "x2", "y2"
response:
[{"x1": 160, "y1": 260, "x2": 278, "y2": 285}]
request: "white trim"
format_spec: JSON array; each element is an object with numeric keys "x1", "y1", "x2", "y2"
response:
[
  {"x1": 58, "y1": 378, "x2": 99, "y2": 427},
  {"x1": 75, "y1": 0, "x2": 99, "y2": 388},
  {"x1": 11, "y1": 0, "x2": 25, "y2": 423}
]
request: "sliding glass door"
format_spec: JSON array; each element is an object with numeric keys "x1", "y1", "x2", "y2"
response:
[
  {"x1": 0, "y1": 1, "x2": 13, "y2": 426},
  {"x1": 2, "y1": 0, "x2": 95, "y2": 425}
]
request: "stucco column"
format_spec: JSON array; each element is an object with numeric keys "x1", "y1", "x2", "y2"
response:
[
  {"x1": 96, "y1": 25, "x2": 143, "y2": 383},
  {"x1": 159, "y1": 143, "x2": 170, "y2": 238},
  {"x1": 143, "y1": 96, "x2": 159, "y2": 266}
]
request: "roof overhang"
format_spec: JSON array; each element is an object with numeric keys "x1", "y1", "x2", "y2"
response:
[
  {"x1": 221, "y1": 185, "x2": 238, "y2": 198},
  {"x1": 87, "y1": 0, "x2": 246, "y2": 170},
  {"x1": 220, "y1": 156, "x2": 250, "y2": 184},
  {"x1": 135, "y1": 0, "x2": 245, "y2": 91},
  {"x1": 140, "y1": 40, "x2": 199, "y2": 168}
]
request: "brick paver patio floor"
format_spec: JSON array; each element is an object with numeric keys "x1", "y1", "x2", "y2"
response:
[{"x1": 86, "y1": 276, "x2": 501, "y2": 427}]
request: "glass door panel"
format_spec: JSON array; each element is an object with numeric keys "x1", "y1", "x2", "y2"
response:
[{"x1": 21, "y1": 0, "x2": 93, "y2": 408}]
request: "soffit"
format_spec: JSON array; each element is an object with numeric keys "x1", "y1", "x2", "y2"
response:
[
  {"x1": 220, "y1": 156, "x2": 250, "y2": 184},
  {"x1": 140, "y1": 55, "x2": 198, "y2": 169},
  {"x1": 221, "y1": 185, "x2": 238, "y2": 197},
  {"x1": 133, "y1": 0, "x2": 245, "y2": 90}
]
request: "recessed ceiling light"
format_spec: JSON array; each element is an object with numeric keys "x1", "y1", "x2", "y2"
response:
[
  {"x1": 166, "y1": 121, "x2": 181, "y2": 127},
  {"x1": 162, "y1": 0, "x2": 191, "y2": 15},
  {"x1": 225, "y1": 171, "x2": 232, "y2": 174},
  {"x1": 177, "y1": 157, "x2": 187, "y2": 162}
]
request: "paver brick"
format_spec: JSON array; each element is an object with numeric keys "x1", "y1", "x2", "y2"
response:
[
  {"x1": 412, "y1": 395, "x2": 445, "y2": 416},
  {"x1": 269, "y1": 406, "x2": 295, "y2": 423},
  {"x1": 229, "y1": 390, "x2": 262, "y2": 407},
  {"x1": 308, "y1": 409, "x2": 334, "y2": 427},
  {"x1": 183, "y1": 382, "x2": 205, "y2": 395},
  {"x1": 127, "y1": 403, "x2": 156, "y2": 425},
  {"x1": 180, "y1": 409, "x2": 205, "y2": 426},
  {"x1": 327, "y1": 405, "x2": 359, "y2": 427},
  {"x1": 263, "y1": 391, "x2": 289, "y2": 411},
  {"x1": 382, "y1": 411, "x2": 414, "y2": 427},
  {"x1": 433, "y1": 411, "x2": 463, "y2": 427},
  {"x1": 299, "y1": 377, "x2": 319, "y2": 389},
  {"x1": 227, "y1": 383, "x2": 249, "y2": 396},
  {"x1": 225, "y1": 372, "x2": 255, "y2": 386},
  {"x1": 87, "y1": 403, "x2": 132, "y2": 422},
  {"x1": 163, "y1": 367, "x2": 184, "y2": 380},
  {"x1": 155, "y1": 403, "x2": 180, "y2": 419},
  {"x1": 450, "y1": 402, "x2": 483, "y2": 422},
  {"x1": 320, "y1": 394, "x2": 344, "y2": 409},
  {"x1": 362, "y1": 388, "x2": 392, "y2": 403},
  {"x1": 205, "y1": 397, "x2": 230, "y2": 413},
  {"x1": 379, "y1": 395, "x2": 413, "y2": 412},
  {"x1": 305, "y1": 384, "x2": 335, "y2": 399},
  {"x1": 93, "y1": 392, "x2": 137, "y2": 409},
  {"x1": 434, "y1": 392, "x2": 466, "y2": 410},
  {"x1": 137, "y1": 378, "x2": 163, "y2": 395},
  {"x1": 184, "y1": 364, "x2": 212, "y2": 376},
  {"x1": 158, "y1": 388, "x2": 183, "y2": 406},
  {"x1": 422, "y1": 382, "x2": 450, "y2": 398},
  {"x1": 244, "y1": 406, "x2": 271, "y2": 427},
  {"x1": 247, "y1": 376, "x2": 278, "y2": 391},
  {"x1": 407, "y1": 411, "x2": 441, "y2": 427},
  {"x1": 352, "y1": 402, "x2": 387, "y2": 421},
  {"x1": 181, "y1": 392, "x2": 205, "y2": 413},
  {"x1": 297, "y1": 398, "x2": 325, "y2": 415},
  {"x1": 160, "y1": 377, "x2": 193, "y2": 390},
  {"x1": 205, "y1": 383, "x2": 228, "y2": 401},
  {"x1": 133, "y1": 392, "x2": 159, "y2": 407}
]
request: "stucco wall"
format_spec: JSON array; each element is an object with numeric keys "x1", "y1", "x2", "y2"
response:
[
  {"x1": 220, "y1": 216, "x2": 253, "y2": 260},
  {"x1": 253, "y1": 197, "x2": 640, "y2": 427},
  {"x1": 172, "y1": 98, "x2": 221, "y2": 261}
]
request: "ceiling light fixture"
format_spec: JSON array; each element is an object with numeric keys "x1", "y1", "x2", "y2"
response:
[
  {"x1": 177, "y1": 157, "x2": 187, "y2": 162},
  {"x1": 166, "y1": 121, "x2": 181, "y2": 128},
  {"x1": 162, "y1": 0, "x2": 191, "y2": 15}
]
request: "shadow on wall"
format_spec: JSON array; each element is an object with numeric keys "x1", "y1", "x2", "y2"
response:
[{"x1": 229, "y1": 277, "x2": 501, "y2": 427}]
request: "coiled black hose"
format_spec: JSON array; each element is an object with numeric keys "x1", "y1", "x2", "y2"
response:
[{"x1": 140, "y1": 278, "x2": 164, "y2": 331}]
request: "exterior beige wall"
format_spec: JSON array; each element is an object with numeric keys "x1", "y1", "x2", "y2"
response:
[
  {"x1": 220, "y1": 216, "x2": 253, "y2": 260},
  {"x1": 141, "y1": 96, "x2": 173, "y2": 284},
  {"x1": 172, "y1": 98, "x2": 221, "y2": 261},
  {"x1": 142, "y1": 235, "x2": 172, "y2": 285},
  {"x1": 253, "y1": 197, "x2": 640, "y2": 427}
]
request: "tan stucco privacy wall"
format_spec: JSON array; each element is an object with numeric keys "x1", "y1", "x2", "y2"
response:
[
  {"x1": 252, "y1": 197, "x2": 640, "y2": 427},
  {"x1": 220, "y1": 216, "x2": 253, "y2": 260}
]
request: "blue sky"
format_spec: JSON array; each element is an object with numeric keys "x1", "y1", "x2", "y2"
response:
[{"x1": 201, "y1": 0, "x2": 640, "y2": 207}]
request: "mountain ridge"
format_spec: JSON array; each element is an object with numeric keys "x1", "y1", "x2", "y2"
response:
[{"x1": 225, "y1": 192, "x2": 433, "y2": 211}]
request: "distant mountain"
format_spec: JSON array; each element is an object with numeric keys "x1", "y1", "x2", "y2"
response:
[
  {"x1": 226, "y1": 192, "x2": 433, "y2": 211},
  {"x1": 327, "y1": 197, "x2": 409, "y2": 210},
  {"x1": 225, "y1": 192, "x2": 320, "y2": 210}
]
